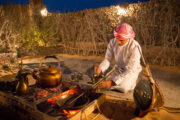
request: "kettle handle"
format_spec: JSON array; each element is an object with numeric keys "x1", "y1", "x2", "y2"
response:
[{"x1": 39, "y1": 55, "x2": 61, "y2": 72}]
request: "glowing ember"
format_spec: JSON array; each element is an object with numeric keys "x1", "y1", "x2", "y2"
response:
[
  {"x1": 47, "y1": 87, "x2": 81, "y2": 106},
  {"x1": 34, "y1": 90, "x2": 51, "y2": 101},
  {"x1": 47, "y1": 87, "x2": 61, "y2": 92},
  {"x1": 62, "y1": 109, "x2": 80, "y2": 118},
  {"x1": 33, "y1": 85, "x2": 63, "y2": 101}
]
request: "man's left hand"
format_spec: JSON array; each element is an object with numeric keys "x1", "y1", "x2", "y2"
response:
[{"x1": 98, "y1": 80, "x2": 115, "y2": 88}]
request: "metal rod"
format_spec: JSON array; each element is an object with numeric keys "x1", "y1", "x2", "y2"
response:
[
  {"x1": 92, "y1": 67, "x2": 118, "y2": 89},
  {"x1": 68, "y1": 66, "x2": 119, "y2": 106}
]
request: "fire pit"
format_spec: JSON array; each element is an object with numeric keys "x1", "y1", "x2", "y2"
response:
[{"x1": 0, "y1": 80, "x2": 104, "y2": 120}]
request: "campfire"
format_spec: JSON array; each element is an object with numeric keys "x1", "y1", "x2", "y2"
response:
[
  {"x1": 34, "y1": 86, "x2": 85, "y2": 118},
  {"x1": 0, "y1": 80, "x2": 103, "y2": 120},
  {"x1": 0, "y1": 56, "x2": 103, "y2": 120}
]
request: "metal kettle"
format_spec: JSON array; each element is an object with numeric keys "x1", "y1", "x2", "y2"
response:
[{"x1": 32, "y1": 55, "x2": 62, "y2": 88}]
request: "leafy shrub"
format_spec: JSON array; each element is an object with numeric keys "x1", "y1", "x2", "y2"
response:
[{"x1": 21, "y1": 26, "x2": 47, "y2": 48}]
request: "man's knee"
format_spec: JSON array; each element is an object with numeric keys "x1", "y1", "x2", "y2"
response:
[{"x1": 116, "y1": 85, "x2": 133, "y2": 93}]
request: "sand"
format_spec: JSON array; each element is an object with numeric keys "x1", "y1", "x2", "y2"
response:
[{"x1": 0, "y1": 54, "x2": 180, "y2": 109}]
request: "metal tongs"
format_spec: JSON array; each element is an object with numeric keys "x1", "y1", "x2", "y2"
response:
[{"x1": 67, "y1": 66, "x2": 119, "y2": 106}]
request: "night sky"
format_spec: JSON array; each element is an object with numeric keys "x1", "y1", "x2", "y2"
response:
[{"x1": 0, "y1": 0, "x2": 150, "y2": 13}]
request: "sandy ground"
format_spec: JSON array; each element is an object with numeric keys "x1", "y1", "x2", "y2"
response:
[{"x1": 0, "y1": 54, "x2": 180, "y2": 110}]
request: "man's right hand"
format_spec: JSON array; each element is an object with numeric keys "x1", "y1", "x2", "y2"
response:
[{"x1": 94, "y1": 65, "x2": 102, "y2": 75}]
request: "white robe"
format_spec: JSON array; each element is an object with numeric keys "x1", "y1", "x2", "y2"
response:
[{"x1": 100, "y1": 38, "x2": 142, "y2": 93}]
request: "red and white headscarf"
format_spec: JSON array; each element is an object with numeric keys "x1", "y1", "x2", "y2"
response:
[{"x1": 114, "y1": 23, "x2": 135, "y2": 40}]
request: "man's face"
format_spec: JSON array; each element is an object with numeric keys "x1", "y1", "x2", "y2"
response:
[{"x1": 116, "y1": 38, "x2": 128, "y2": 46}]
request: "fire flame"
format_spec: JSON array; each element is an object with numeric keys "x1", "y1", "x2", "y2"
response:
[
  {"x1": 47, "y1": 87, "x2": 81, "y2": 106},
  {"x1": 34, "y1": 86, "x2": 82, "y2": 118},
  {"x1": 62, "y1": 109, "x2": 80, "y2": 118}
]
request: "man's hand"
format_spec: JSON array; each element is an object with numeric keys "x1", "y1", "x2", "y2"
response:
[
  {"x1": 98, "y1": 80, "x2": 115, "y2": 88},
  {"x1": 94, "y1": 64, "x2": 102, "y2": 75}
]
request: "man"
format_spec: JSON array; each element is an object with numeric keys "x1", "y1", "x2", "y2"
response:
[{"x1": 95, "y1": 23, "x2": 142, "y2": 93}]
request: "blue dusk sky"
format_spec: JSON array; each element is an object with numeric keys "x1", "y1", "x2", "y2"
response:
[{"x1": 0, "y1": 0, "x2": 150, "y2": 13}]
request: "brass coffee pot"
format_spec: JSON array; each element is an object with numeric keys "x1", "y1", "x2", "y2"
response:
[{"x1": 16, "y1": 60, "x2": 30, "y2": 95}]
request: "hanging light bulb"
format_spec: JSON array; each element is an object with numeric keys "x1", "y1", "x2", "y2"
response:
[
  {"x1": 40, "y1": 8, "x2": 48, "y2": 17},
  {"x1": 116, "y1": 6, "x2": 126, "y2": 15}
]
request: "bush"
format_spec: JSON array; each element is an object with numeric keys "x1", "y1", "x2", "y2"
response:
[{"x1": 21, "y1": 26, "x2": 46, "y2": 48}]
